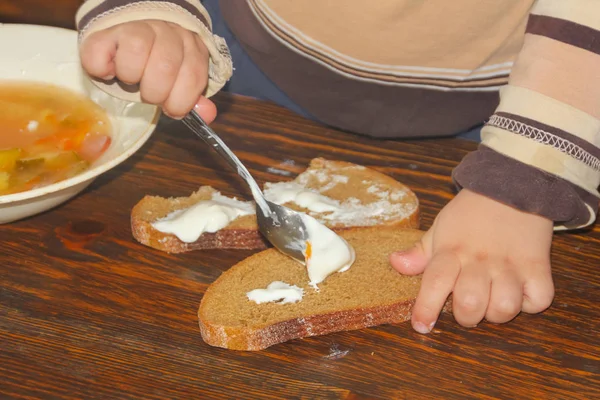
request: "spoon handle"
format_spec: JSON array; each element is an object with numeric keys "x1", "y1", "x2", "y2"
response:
[{"x1": 182, "y1": 110, "x2": 270, "y2": 212}]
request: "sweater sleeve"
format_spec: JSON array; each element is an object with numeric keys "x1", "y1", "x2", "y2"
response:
[
  {"x1": 75, "y1": 0, "x2": 232, "y2": 101},
  {"x1": 452, "y1": 0, "x2": 600, "y2": 230}
]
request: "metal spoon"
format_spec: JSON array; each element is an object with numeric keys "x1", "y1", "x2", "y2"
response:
[{"x1": 182, "y1": 110, "x2": 308, "y2": 262}]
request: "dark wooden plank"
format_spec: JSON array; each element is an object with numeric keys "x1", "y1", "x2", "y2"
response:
[
  {"x1": 0, "y1": 92, "x2": 599, "y2": 400},
  {"x1": 0, "y1": 0, "x2": 82, "y2": 29}
]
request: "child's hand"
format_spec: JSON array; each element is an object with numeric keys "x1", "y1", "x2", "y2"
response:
[
  {"x1": 390, "y1": 189, "x2": 554, "y2": 333},
  {"x1": 79, "y1": 20, "x2": 216, "y2": 121}
]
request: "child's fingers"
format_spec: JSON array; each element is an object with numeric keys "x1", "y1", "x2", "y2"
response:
[
  {"x1": 390, "y1": 228, "x2": 434, "y2": 275},
  {"x1": 411, "y1": 251, "x2": 461, "y2": 334},
  {"x1": 79, "y1": 30, "x2": 118, "y2": 80},
  {"x1": 112, "y1": 23, "x2": 155, "y2": 85},
  {"x1": 80, "y1": 21, "x2": 212, "y2": 119},
  {"x1": 193, "y1": 97, "x2": 218, "y2": 124},
  {"x1": 451, "y1": 265, "x2": 491, "y2": 327},
  {"x1": 522, "y1": 262, "x2": 554, "y2": 314},
  {"x1": 485, "y1": 270, "x2": 523, "y2": 323},
  {"x1": 140, "y1": 23, "x2": 184, "y2": 106},
  {"x1": 389, "y1": 244, "x2": 428, "y2": 275},
  {"x1": 163, "y1": 30, "x2": 209, "y2": 118}
]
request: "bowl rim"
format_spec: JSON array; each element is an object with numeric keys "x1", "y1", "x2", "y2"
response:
[{"x1": 0, "y1": 23, "x2": 161, "y2": 205}]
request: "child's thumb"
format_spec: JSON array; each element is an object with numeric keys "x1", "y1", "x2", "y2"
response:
[{"x1": 389, "y1": 233, "x2": 432, "y2": 275}]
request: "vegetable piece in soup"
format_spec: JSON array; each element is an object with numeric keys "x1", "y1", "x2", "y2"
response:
[{"x1": 0, "y1": 81, "x2": 112, "y2": 195}]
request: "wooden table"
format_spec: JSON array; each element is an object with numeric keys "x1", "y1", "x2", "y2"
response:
[
  {"x1": 1, "y1": 93, "x2": 599, "y2": 399},
  {"x1": 0, "y1": 0, "x2": 83, "y2": 29}
]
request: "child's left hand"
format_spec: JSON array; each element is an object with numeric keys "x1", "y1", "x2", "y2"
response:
[{"x1": 390, "y1": 189, "x2": 555, "y2": 333}]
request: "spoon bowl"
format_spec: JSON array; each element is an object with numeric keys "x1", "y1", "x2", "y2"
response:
[{"x1": 255, "y1": 199, "x2": 309, "y2": 262}]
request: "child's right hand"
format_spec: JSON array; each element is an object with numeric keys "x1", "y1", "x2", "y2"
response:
[{"x1": 79, "y1": 20, "x2": 216, "y2": 122}]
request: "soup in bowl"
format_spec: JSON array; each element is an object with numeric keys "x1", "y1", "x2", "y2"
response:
[
  {"x1": 0, "y1": 23, "x2": 159, "y2": 223},
  {"x1": 0, "y1": 81, "x2": 113, "y2": 195}
]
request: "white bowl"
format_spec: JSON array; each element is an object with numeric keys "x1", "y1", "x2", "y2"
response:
[{"x1": 0, "y1": 23, "x2": 160, "y2": 223}]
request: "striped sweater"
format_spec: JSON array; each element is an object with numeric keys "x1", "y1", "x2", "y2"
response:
[{"x1": 76, "y1": 0, "x2": 600, "y2": 230}]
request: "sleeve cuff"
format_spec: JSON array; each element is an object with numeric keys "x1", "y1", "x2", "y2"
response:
[
  {"x1": 75, "y1": 0, "x2": 232, "y2": 101},
  {"x1": 453, "y1": 145, "x2": 598, "y2": 230}
]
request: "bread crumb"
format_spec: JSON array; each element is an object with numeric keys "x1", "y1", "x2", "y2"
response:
[
  {"x1": 324, "y1": 343, "x2": 350, "y2": 360},
  {"x1": 266, "y1": 167, "x2": 293, "y2": 177},
  {"x1": 299, "y1": 317, "x2": 314, "y2": 335},
  {"x1": 390, "y1": 191, "x2": 405, "y2": 201}
]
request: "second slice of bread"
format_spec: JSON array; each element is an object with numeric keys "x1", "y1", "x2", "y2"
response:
[
  {"x1": 198, "y1": 227, "x2": 424, "y2": 351},
  {"x1": 131, "y1": 158, "x2": 419, "y2": 253}
]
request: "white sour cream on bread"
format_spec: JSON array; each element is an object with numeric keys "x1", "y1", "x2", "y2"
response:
[
  {"x1": 300, "y1": 213, "x2": 355, "y2": 288},
  {"x1": 245, "y1": 213, "x2": 355, "y2": 302},
  {"x1": 264, "y1": 182, "x2": 340, "y2": 213},
  {"x1": 152, "y1": 193, "x2": 254, "y2": 243},
  {"x1": 247, "y1": 281, "x2": 304, "y2": 304}
]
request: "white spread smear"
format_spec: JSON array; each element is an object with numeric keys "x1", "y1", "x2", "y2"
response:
[
  {"x1": 152, "y1": 192, "x2": 254, "y2": 243},
  {"x1": 301, "y1": 213, "x2": 355, "y2": 288},
  {"x1": 247, "y1": 281, "x2": 303, "y2": 304},
  {"x1": 152, "y1": 166, "x2": 414, "y2": 239},
  {"x1": 320, "y1": 174, "x2": 349, "y2": 192},
  {"x1": 264, "y1": 174, "x2": 412, "y2": 227},
  {"x1": 264, "y1": 181, "x2": 339, "y2": 213}
]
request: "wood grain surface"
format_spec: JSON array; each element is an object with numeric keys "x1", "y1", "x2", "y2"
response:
[
  {"x1": 0, "y1": 1, "x2": 82, "y2": 29},
  {"x1": 1, "y1": 6, "x2": 599, "y2": 399},
  {"x1": 1, "y1": 93, "x2": 599, "y2": 400}
]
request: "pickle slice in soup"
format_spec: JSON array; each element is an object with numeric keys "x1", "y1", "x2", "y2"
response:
[
  {"x1": 44, "y1": 151, "x2": 81, "y2": 170},
  {"x1": 0, "y1": 148, "x2": 23, "y2": 172},
  {"x1": 64, "y1": 160, "x2": 90, "y2": 178},
  {"x1": 18, "y1": 151, "x2": 80, "y2": 170},
  {"x1": 15, "y1": 158, "x2": 44, "y2": 169},
  {"x1": 51, "y1": 159, "x2": 90, "y2": 182},
  {"x1": 12, "y1": 151, "x2": 80, "y2": 190},
  {"x1": 12, "y1": 158, "x2": 44, "y2": 188}
]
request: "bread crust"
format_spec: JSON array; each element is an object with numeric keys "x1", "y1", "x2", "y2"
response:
[{"x1": 198, "y1": 299, "x2": 415, "y2": 351}]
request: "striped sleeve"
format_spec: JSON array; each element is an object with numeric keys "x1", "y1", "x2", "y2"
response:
[
  {"x1": 453, "y1": 0, "x2": 600, "y2": 230},
  {"x1": 75, "y1": 0, "x2": 232, "y2": 101}
]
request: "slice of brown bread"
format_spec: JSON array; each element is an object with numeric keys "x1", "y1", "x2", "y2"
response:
[
  {"x1": 131, "y1": 186, "x2": 266, "y2": 253},
  {"x1": 131, "y1": 158, "x2": 420, "y2": 253},
  {"x1": 198, "y1": 227, "x2": 424, "y2": 351}
]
